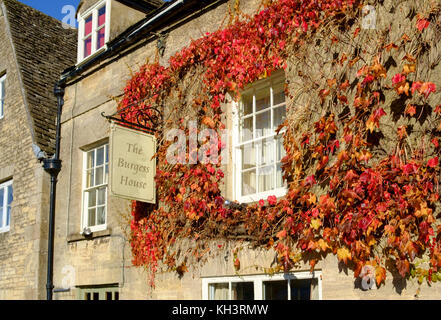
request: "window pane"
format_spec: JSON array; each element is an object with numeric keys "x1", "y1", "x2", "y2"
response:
[
  {"x1": 241, "y1": 143, "x2": 256, "y2": 170},
  {"x1": 84, "y1": 15, "x2": 92, "y2": 36},
  {"x1": 256, "y1": 111, "x2": 271, "y2": 138},
  {"x1": 98, "y1": 6, "x2": 106, "y2": 26},
  {"x1": 88, "y1": 208, "x2": 96, "y2": 227},
  {"x1": 7, "y1": 185, "x2": 13, "y2": 206},
  {"x1": 97, "y1": 187, "x2": 106, "y2": 206},
  {"x1": 241, "y1": 93, "x2": 253, "y2": 116},
  {"x1": 273, "y1": 83, "x2": 285, "y2": 106},
  {"x1": 290, "y1": 279, "x2": 312, "y2": 300},
  {"x1": 240, "y1": 116, "x2": 253, "y2": 142},
  {"x1": 258, "y1": 139, "x2": 274, "y2": 166},
  {"x1": 242, "y1": 170, "x2": 256, "y2": 196},
  {"x1": 231, "y1": 282, "x2": 254, "y2": 300},
  {"x1": 85, "y1": 292, "x2": 91, "y2": 300},
  {"x1": 97, "y1": 28, "x2": 105, "y2": 49},
  {"x1": 0, "y1": 77, "x2": 5, "y2": 117},
  {"x1": 209, "y1": 283, "x2": 229, "y2": 300},
  {"x1": 6, "y1": 205, "x2": 11, "y2": 227},
  {"x1": 6, "y1": 185, "x2": 12, "y2": 227},
  {"x1": 276, "y1": 164, "x2": 284, "y2": 188},
  {"x1": 87, "y1": 150, "x2": 95, "y2": 169},
  {"x1": 273, "y1": 106, "x2": 286, "y2": 129},
  {"x1": 263, "y1": 280, "x2": 288, "y2": 300},
  {"x1": 258, "y1": 165, "x2": 274, "y2": 192},
  {"x1": 84, "y1": 37, "x2": 92, "y2": 58},
  {"x1": 97, "y1": 206, "x2": 105, "y2": 225},
  {"x1": 95, "y1": 166, "x2": 104, "y2": 186},
  {"x1": 86, "y1": 170, "x2": 95, "y2": 188},
  {"x1": 96, "y1": 147, "x2": 105, "y2": 166},
  {"x1": 0, "y1": 188, "x2": 3, "y2": 228},
  {"x1": 87, "y1": 190, "x2": 96, "y2": 208},
  {"x1": 256, "y1": 87, "x2": 270, "y2": 112},
  {"x1": 93, "y1": 292, "x2": 99, "y2": 300},
  {"x1": 275, "y1": 136, "x2": 286, "y2": 162}
]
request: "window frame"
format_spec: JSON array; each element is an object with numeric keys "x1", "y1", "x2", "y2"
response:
[
  {"x1": 77, "y1": 284, "x2": 119, "y2": 300},
  {"x1": 232, "y1": 72, "x2": 287, "y2": 204},
  {"x1": 77, "y1": 0, "x2": 111, "y2": 64},
  {"x1": 202, "y1": 271, "x2": 322, "y2": 300},
  {"x1": 81, "y1": 143, "x2": 109, "y2": 233},
  {"x1": 0, "y1": 179, "x2": 13, "y2": 233},
  {"x1": 0, "y1": 74, "x2": 6, "y2": 119}
]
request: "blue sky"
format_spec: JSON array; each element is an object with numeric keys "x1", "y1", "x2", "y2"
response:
[{"x1": 18, "y1": 0, "x2": 81, "y2": 25}]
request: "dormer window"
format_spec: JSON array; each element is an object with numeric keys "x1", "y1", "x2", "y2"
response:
[{"x1": 78, "y1": 0, "x2": 110, "y2": 63}]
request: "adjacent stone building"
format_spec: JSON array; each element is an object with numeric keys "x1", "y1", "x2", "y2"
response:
[
  {"x1": 0, "y1": 0, "x2": 77, "y2": 299},
  {"x1": 52, "y1": 0, "x2": 441, "y2": 300}
]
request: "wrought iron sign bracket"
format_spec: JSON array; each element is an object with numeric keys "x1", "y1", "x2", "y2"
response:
[{"x1": 101, "y1": 103, "x2": 163, "y2": 135}]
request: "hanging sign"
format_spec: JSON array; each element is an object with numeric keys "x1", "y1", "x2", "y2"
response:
[{"x1": 109, "y1": 123, "x2": 156, "y2": 204}]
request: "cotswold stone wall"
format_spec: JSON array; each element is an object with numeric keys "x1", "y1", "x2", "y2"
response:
[
  {"x1": 0, "y1": 3, "x2": 50, "y2": 300},
  {"x1": 55, "y1": 0, "x2": 441, "y2": 300}
]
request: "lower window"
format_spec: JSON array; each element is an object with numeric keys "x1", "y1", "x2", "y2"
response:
[
  {"x1": 0, "y1": 180, "x2": 13, "y2": 233},
  {"x1": 78, "y1": 284, "x2": 119, "y2": 300},
  {"x1": 202, "y1": 272, "x2": 321, "y2": 300}
]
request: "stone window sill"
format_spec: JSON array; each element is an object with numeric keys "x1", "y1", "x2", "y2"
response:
[{"x1": 67, "y1": 228, "x2": 111, "y2": 243}]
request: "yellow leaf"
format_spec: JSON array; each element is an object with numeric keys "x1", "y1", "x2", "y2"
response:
[
  {"x1": 317, "y1": 239, "x2": 329, "y2": 252},
  {"x1": 311, "y1": 218, "x2": 321, "y2": 230},
  {"x1": 307, "y1": 194, "x2": 317, "y2": 205},
  {"x1": 337, "y1": 247, "x2": 352, "y2": 264}
]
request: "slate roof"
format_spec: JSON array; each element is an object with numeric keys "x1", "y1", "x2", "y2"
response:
[{"x1": 3, "y1": 0, "x2": 77, "y2": 155}]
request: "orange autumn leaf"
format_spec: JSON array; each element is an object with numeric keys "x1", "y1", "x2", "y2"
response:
[
  {"x1": 276, "y1": 229, "x2": 287, "y2": 239},
  {"x1": 405, "y1": 105, "x2": 416, "y2": 116},
  {"x1": 401, "y1": 33, "x2": 411, "y2": 43},
  {"x1": 403, "y1": 64, "x2": 416, "y2": 75},
  {"x1": 384, "y1": 42, "x2": 399, "y2": 51},
  {"x1": 375, "y1": 266, "x2": 386, "y2": 286},
  {"x1": 327, "y1": 78, "x2": 337, "y2": 88},
  {"x1": 202, "y1": 116, "x2": 216, "y2": 128},
  {"x1": 402, "y1": 53, "x2": 416, "y2": 62}
]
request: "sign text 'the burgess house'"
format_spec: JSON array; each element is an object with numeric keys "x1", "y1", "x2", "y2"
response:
[{"x1": 110, "y1": 124, "x2": 156, "y2": 204}]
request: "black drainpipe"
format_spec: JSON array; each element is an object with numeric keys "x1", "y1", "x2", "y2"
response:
[{"x1": 44, "y1": 83, "x2": 65, "y2": 300}]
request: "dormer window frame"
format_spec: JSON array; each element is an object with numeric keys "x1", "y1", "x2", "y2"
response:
[{"x1": 77, "y1": 0, "x2": 111, "y2": 64}]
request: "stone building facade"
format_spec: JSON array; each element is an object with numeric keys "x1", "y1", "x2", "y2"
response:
[
  {"x1": 0, "y1": 0, "x2": 76, "y2": 299},
  {"x1": 52, "y1": 0, "x2": 441, "y2": 300}
]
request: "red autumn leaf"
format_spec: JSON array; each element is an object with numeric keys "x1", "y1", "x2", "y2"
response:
[
  {"x1": 416, "y1": 19, "x2": 430, "y2": 31},
  {"x1": 392, "y1": 73, "x2": 405, "y2": 85},
  {"x1": 354, "y1": 27, "x2": 361, "y2": 38},
  {"x1": 234, "y1": 258, "x2": 240, "y2": 271},
  {"x1": 305, "y1": 175, "x2": 317, "y2": 186},
  {"x1": 267, "y1": 195, "x2": 277, "y2": 206},
  {"x1": 427, "y1": 157, "x2": 439, "y2": 168},
  {"x1": 432, "y1": 138, "x2": 439, "y2": 148}
]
